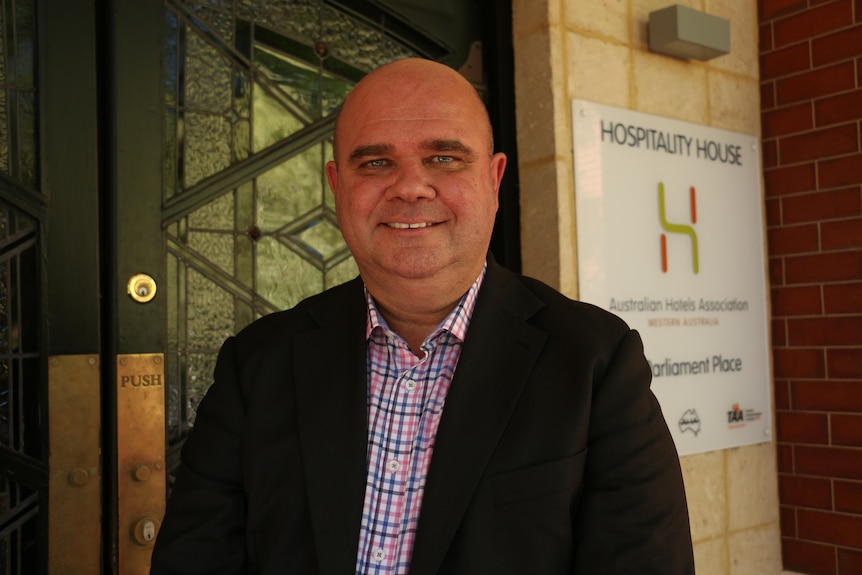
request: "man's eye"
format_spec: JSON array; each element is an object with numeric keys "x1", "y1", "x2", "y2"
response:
[
  {"x1": 434, "y1": 155, "x2": 454, "y2": 164},
  {"x1": 366, "y1": 159, "x2": 386, "y2": 168}
]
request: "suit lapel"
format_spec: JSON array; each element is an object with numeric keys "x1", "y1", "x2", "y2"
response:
[
  {"x1": 293, "y1": 279, "x2": 369, "y2": 575},
  {"x1": 409, "y1": 263, "x2": 548, "y2": 574}
]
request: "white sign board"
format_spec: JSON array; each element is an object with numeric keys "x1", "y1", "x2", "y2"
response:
[{"x1": 572, "y1": 99, "x2": 772, "y2": 456}]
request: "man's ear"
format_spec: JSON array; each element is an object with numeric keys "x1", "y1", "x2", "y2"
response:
[
  {"x1": 325, "y1": 161, "x2": 338, "y2": 197},
  {"x1": 491, "y1": 152, "x2": 507, "y2": 200}
]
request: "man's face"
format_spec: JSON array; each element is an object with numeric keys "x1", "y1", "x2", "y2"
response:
[{"x1": 326, "y1": 61, "x2": 506, "y2": 290}]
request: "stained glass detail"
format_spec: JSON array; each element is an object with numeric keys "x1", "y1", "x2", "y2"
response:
[
  {"x1": 0, "y1": 202, "x2": 38, "y2": 457},
  {"x1": 165, "y1": 0, "x2": 420, "y2": 443},
  {"x1": 0, "y1": 199, "x2": 41, "y2": 572},
  {"x1": 0, "y1": 476, "x2": 39, "y2": 573},
  {"x1": 0, "y1": 0, "x2": 38, "y2": 186}
]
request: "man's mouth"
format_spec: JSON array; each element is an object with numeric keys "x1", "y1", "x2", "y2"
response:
[{"x1": 386, "y1": 222, "x2": 436, "y2": 229}]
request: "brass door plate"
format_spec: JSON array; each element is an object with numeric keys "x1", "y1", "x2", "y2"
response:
[
  {"x1": 117, "y1": 354, "x2": 166, "y2": 574},
  {"x1": 48, "y1": 355, "x2": 102, "y2": 575}
]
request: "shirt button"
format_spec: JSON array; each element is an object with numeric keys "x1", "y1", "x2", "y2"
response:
[
  {"x1": 373, "y1": 548, "x2": 386, "y2": 563},
  {"x1": 404, "y1": 379, "x2": 417, "y2": 391},
  {"x1": 387, "y1": 459, "x2": 401, "y2": 472}
]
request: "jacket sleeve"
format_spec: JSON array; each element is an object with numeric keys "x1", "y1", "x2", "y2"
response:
[
  {"x1": 572, "y1": 329, "x2": 695, "y2": 574},
  {"x1": 150, "y1": 336, "x2": 248, "y2": 575}
]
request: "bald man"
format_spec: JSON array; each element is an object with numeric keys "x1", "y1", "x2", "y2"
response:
[{"x1": 151, "y1": 58, "x2": 694, "y2": 575}]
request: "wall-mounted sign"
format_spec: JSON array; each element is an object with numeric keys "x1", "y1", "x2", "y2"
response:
[{"x1": 572, "y1": 99, "x2": 772, "y2": 456}]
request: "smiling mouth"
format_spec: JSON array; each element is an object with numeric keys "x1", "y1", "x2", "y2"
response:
[{"x1": 386, "y1": 222, "x2": 437, "y2": 229}]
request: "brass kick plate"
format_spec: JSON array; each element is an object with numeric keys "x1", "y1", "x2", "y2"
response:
[
  {"x1": 117, "y1": 354, "x2": 166, "y2": 574},
  {"x1": 48, "y1": 355, "x2": 102, "y2": 574}
]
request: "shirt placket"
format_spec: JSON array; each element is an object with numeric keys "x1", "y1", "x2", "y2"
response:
[{"x1": 365, "y1": 344, "x2": 430, "y2": 573}]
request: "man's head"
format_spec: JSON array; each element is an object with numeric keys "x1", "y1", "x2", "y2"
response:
[{"x1": 326, "y1": 58, "x2": 507, "y2": 309}]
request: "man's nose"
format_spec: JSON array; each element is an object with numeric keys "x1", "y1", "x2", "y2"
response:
[{"x1": 385, "y1": 161, "x2": 437, "y2": 201}]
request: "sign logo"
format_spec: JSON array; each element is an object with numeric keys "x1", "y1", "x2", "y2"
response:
[
  {"x1": 659, "y1": 182, "x2": 699, "y2": 274},
  {"x1": 727, "y1": 403, "x2": 744, "y2": 426},
  {"x1": 727, "y1": 403, "x2": 763, "y2": 429},
  {"x1": 678, "y1": 409, "x2": 701, "y2": 436}
]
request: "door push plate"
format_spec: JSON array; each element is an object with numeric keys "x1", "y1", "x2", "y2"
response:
[{"x1": 117, "y1": 354, "x2": 165, "y2": 573}]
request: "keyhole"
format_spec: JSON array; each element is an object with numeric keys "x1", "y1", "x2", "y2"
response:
[
  {"x1": 137, "y1": 284, "x2": 149, "y2": 296},
  {"x1": 142, "y1": 521, "x2": 155, "y2": 541}
]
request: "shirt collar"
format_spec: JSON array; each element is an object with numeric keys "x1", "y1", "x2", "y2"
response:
[{"x1": 364, "y1": 263, "x2": 487, "y2": 344}]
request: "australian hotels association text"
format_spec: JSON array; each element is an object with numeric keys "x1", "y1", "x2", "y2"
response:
[{"x1": 609, "y1": 296, "x2": 750, "y2": 313}]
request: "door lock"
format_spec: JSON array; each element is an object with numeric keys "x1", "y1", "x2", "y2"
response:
[
  {"x1": 127, "y1": 274, "x2": 157, "y2": 303},
  {"x1": 131, "y1": 515, "x2": 161, "y2": 546}
]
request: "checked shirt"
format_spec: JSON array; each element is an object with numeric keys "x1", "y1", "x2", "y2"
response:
[{"x1": 354, "y1": 269, "x2": 485, "y2": 575}]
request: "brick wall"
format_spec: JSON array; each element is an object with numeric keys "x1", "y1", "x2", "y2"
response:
[{"x1": 759, "y1": 0, "x2": 862, "y2": 573}]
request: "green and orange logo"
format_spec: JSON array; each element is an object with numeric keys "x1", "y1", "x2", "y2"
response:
[{"x1": 658, "y1": 182, "x2": 699, "y2": 274}]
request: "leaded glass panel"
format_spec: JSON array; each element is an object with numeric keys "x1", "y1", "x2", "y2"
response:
[
  {"x1": 164, "y1": 0, "x2": 420, "y2": 446},
  {"x1": 0, "y1": 202, "x2": 38, "y2": 458},
  {"x1": 0, "y1": 475, "x2": 39, "y2": 574},
  {"x1": 0, "y1": 0, "x2": 38, "y2": 186}
]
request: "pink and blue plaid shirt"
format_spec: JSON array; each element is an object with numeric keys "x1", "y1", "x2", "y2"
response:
[{"x1": 355, "y1": 268, "x2": 485, "y2": 575}]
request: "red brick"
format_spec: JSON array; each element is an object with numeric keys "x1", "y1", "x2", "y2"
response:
[
  {"x1": 781, "y1": 505, "x2": 797, "y2": 536},
  {"x1": 761, "y1": 42, "x2": 812, "y2": 80},
  {"x1": 824, "y1": 282, "x2": 862, "y2": 313},
  {"x1": 778, "y1": 442, "x2": 795, "y2": 472},
  {"x1": 760, "y1": 22, "x2": 774, "y2": 51},
  {"x1": 765, "y1": 163, "x2": 817, "y2": 196},
  {"x1": 774, "y1": 347, "x2": 827, "y2": 377},
  {"x1": 779, "y1": 473, "x2": 834, "y2": 507},
  {"x1": 822, "y1": 218, "x2": 862, "y2": 249},
  {"x1": 797, "y1": 445, "x2": 862, "y2": 478},
  {"x1": 785, "y1": 251, "x2": 862, "y2": 283},
  {"x1": 769, "y1": 224, "x2": 820, "y2": 255},
  {"x1": 813, "y1": 25, "x2": 862, "y2": 66},
  {"x1": 835, "y1": 480, "x2": 862, "y2": 513},
  {"x1": 782, "y1": 537, "x2": 837, "y2": 575},
  {"x1": 772, "y1": 285, "x2": 823, "y2": 316},
  {"x1": 774, "y1": 0, "x2": 854, "y2": 47},
  {"x1": 788, "y1": 317, "x2": 862, "y2": 345},
  {"x1": 761, "y1": 0, "x2": 809, "y2": 20},
  {"x1": 820, "y1": 154, "x2": 862, "y2": 188},
  {"x1": 776, "y1": 379, "x2": 791, "y2": 409},
  {"x1": 774, "y1": 317, "x2": 788, "y2": 345},
  {"x1": 783, "y1": 188, "x2": 862, "y2": 224},
  {"x1": 815, "y1": 90, "x2": 862, "y2": 127},
  {"x1": 793, "y1": 380, "x2": 862, "y2": 411},
  {"x1": 858, "y1": 0, "x2": 862, "y2": 23},
  {"x1": 778, "y1": 411, "x2": 830, "y2": 442},
  {"x1": 764, "y1": 102, "x2": 814, "y2": 138},
  {"x1": 771, "y1": 256, "x2": 785, "y2": 285},
  {"x1": 798, "y1": 508, "x2": 862, "y2": 546},
  {"x1": 780, "y1": 124, "x2": 859, "y2": 164},
  {"x1": 777, "y1": 62, "x2": 856, "y2": 106},
  {"x1": 766, "y1": 197, "x2": 782, "y2": 225},
  {"x1": 762, "y1": 80, "x2": 776, "y2": 110},
  {"x1": 838, "y1": 547, "x2": 862, "y2": 574},
  {"x1": 828, "y1": 347, "x2": 862, "y2": 378},
  {"x1": 763, "y1": 139, "x2": 779, "y2": 168},
  {"x1": 832, "y1": 414, "x2": 862, "y2": 446}
]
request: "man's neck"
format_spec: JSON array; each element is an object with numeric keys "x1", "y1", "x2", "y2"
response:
[{"x1": 363, "y1": 266, "x2": 482, "y2": 355}]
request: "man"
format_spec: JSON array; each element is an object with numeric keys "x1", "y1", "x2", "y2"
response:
[{"x1": 151, "y1": 58, "x2": 694, "y2": 574}]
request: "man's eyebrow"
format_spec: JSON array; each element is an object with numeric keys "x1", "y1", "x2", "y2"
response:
[
  {"x1": 348, "y1": 144, "x2": 393, "y2": 163},
  {"x1": 420, "y1": 139, "x2": 474, "y2": 155}
]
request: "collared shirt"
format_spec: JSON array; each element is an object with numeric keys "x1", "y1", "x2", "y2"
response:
[{"x1": 354, "y1": 268, "x2": 486, "y2": 575}]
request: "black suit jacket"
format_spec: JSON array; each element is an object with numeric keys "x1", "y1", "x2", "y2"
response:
[{"x1": 151, "y1": 261, "x2": 694, "y2": 574}]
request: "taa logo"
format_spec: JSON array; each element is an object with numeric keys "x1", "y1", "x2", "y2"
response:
[
  {"x1": 658, "y1": 182, "x2": 699, "y2": 274},
  {"x1": 728, "y1": 403, "x2": 744, "y2": 424}
]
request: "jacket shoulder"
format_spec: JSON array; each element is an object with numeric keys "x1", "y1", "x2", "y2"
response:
[{"x1": 229, "y1": 276, "x2": 365, "y2": 357}]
